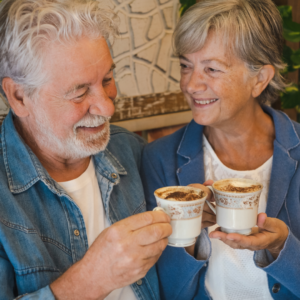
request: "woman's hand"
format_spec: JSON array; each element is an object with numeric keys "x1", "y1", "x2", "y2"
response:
[
  {"x1": 189, "y1": 181, "x2": 216, "y2": 229},
  {"x1": 185, "y1": 181, "x2": 217, "y2": 257},
  {"x1": 209, "y1": 213, "x2": 289, "y2": 259}
]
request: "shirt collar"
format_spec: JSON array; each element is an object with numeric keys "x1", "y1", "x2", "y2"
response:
[
  {"x1": 1, "y1": 110, "x2": 127, "y2": 194},
  {"x1": 177, "y1": 105, "x2": 300, "y2": 159}
]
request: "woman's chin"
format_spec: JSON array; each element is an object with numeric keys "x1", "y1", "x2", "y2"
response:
[{"x1": 192, "y1": 112, "x2": 217, "y2": 126}]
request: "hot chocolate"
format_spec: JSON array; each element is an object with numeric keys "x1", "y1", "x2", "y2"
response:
[{"x1": 155, "y1": 187, "x2": 205, "y2": 201}]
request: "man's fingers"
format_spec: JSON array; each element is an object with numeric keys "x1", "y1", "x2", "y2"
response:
[
  {"x1": 134, "y1": 223, "x2": 172, "y2": 246},
  {"x1": 142, "y1": 238, "x2": 169, "y2": 259},
  {"x1": 120, "y1": 211, "x2": 171, "y2": 231}
]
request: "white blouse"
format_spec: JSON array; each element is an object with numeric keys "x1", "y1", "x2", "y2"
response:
[{"x1": 203, "y1": 135, "x2": 274, "y2": 300}]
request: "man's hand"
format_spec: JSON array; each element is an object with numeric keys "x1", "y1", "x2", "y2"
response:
[
  {"x1": 209, "y1": 213, "x2": 289, "y2": 259},
  {"x1": 50, "y1": 211, "x2": 172, "y2": 300}
]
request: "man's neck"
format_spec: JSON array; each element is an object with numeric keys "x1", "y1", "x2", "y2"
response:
[{"x1": 14, "y1": 117, "x2": 91, "y2": 182}]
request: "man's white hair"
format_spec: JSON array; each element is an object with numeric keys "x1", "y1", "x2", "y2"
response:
[{"x1": 0, "y1": 0, "x2": 118, "y2": 98}]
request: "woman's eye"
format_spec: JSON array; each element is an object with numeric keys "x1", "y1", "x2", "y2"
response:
[{"x1": 180, "y1": 63, "x2": 188, "y2": 69}]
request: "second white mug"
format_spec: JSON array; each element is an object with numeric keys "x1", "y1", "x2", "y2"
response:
[{"x1": 206, "y1": 178, "x2": 263, "y2": 235}]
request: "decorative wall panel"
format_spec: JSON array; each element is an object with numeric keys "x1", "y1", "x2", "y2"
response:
[{"x1": 109, "y1": 0, "x2": 181, "y2": 98}]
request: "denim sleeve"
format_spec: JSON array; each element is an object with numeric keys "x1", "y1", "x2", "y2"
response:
[
  {"x1": 254, "y1": 228, "x2": 300, "y2": 297},
  {"x1": 0, "y1": 246, "x2": 16, "y2": 300},
  {"x1": 0, "y1": 246, "x2": 55, "y2": 300},
  {"x1": 15, "y1": 286, "x2": 55, "y2": 300}
]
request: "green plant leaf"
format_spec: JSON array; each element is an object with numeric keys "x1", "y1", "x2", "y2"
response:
[
  {"x1": 281, "y1": 85, "x2": 300, "y2": 109},
  {"x1": 179, "y1": 0, "x2": 196, "y2": 16},
  {"x1": 278, "y1": 5, "x2": 292, "y2": 20},
  {"x1": 291, "y1": 48, "x2": 300, "y2": 69},
  {"x1": 283, "y1": 19, "x2": 300, "y2": 42},
  {"x1": 282, "y1": 45, "x2": 296, "y2": 73}
]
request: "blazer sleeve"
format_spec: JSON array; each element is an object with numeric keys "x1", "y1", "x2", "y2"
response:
[
  {"x1": 141, "y1": 147, "x2": 210, "y2": 300},
  {"x1": 254, "y1": 228, "x2": 300, "y2": 298}
]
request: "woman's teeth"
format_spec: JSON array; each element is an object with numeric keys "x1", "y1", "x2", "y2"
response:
[{"x1": 195, "y1": 99, "x2": 218, "y2": 104}]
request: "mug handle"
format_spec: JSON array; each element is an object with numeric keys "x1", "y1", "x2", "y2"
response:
[
  {"x1": 153, "y1": 207, "x2": 170, "y2": 216},
  {"x1": 206, "y1": 186, "x2": 216, "y2": 215}
]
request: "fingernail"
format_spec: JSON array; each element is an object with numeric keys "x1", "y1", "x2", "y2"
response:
[
  {"x1": 210, "y1": 236, "x2": 221, "y2": 240},
  {"x1": 226, "y1": 237, "x2": 235, "y2": 241}
]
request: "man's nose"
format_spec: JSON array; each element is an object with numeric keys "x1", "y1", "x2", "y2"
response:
[
  {"x1": 186, "y1": 71, "x2": 207, "y2": 94},
  {"x1": 88, "y1": 86, "x2": 116, "y2": 117}
]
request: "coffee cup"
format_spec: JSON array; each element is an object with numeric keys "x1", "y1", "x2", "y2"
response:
[
  {"x1": 153, "y1": 186, "x2": 207, "y2": 247},
  {"x1": 206, "y1": 178, "x2": 263, "y2": 235}
]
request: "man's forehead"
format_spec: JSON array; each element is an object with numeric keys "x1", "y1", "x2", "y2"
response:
[{"x1": 41, "y1": 37, "x2": 114, "y2": 94}]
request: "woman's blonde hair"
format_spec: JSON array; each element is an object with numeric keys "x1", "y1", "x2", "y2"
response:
[{"x1": 174, "y1": 0, "x2": 287, "y2": 104}]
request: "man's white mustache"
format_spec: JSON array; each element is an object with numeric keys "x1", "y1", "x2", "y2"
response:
[{"x1": 73, "y1": 115, "x2": 111, "y2": 132}]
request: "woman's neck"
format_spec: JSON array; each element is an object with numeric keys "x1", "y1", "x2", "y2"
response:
[{"x1": 203, "y1": 104, "x2": 275, "y2": 171}]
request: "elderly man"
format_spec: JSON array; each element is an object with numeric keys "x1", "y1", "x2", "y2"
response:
[{"x1": 0, "y1": 0, "x2": 171, "y2": 299}]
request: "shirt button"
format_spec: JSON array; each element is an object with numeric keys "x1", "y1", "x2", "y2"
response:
[
  {"x1": 177, "y1": 168, "x2": 181, "y2": 174},
  {"x1": 272, "y1": 283, "x2": 281, "y2": 293},
  {"x1": 136, "y1": 279, "x2": 142, "y2": 286},
  {"x1": 74, "y1": 230, "x2": 80, "y2": 236},
  {"x1": 111, "y1": 173, "x2": 118, "y2": 179}
]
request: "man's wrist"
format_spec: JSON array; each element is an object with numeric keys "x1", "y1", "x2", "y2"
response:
[{"x1": 50, "y1": 260, "x2": 109, "y2": 300}]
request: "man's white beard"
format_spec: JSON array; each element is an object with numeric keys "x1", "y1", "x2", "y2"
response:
[{"x1": 34, "y1": 112, "x2": 111, "y2": 160}]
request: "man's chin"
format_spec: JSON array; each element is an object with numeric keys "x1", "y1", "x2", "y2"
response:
[{"x1": 65, "y1": 124, "x2": 110, "y2": 159}]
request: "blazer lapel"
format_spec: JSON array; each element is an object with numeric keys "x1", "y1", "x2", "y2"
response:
[
  {"x1": 176, "y1": 120, "x2": 206, "y2": 186},
  {"x1": 266, "y1": 140, "x2": 298, "y2": 218},
  {"x1": 177, "y1": 150, "x2": 206, "y2": 186}
]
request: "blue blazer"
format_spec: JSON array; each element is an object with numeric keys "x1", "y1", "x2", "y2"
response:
[{"x1": 141, "y1": 106, "x2": 300, "y2": 300}]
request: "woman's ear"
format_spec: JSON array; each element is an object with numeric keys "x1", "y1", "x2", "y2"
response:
[
  {"x1": 251, "y1": 65, "x2": 275, "y2": 98},
  {"x1": 2, "y1": 78, "x2": 29, "y2": 117}
]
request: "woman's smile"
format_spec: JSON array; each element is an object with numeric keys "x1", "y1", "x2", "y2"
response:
[{"x1": 192, "y1": 98, "x2": 219, "y2": 106}]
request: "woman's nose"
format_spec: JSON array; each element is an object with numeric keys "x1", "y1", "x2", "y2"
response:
[{"x1": 185, "y1": 71, "x2": 207, "y2": 94}]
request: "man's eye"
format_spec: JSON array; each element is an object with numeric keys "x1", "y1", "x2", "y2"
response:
[
  {"x1": 208, "y1": 67, "x2": 219, "y2": 73},
  {"x1": 103, "y1": 78, "x2": 112, "y2": 83},
  {"x1": 75, "y1": 90, "x2": 88, "y2": 99},
  {"x1": 180, "y1": 63, "x2": 188, "y2": 69}
]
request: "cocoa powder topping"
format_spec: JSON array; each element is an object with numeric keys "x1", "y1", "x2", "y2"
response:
[
  {"x1": 164, "y1": 191, "x2": 204, "y2": 201},
  {"x1": 219, "y1": 184, "x2": 261, "y2": 193}
]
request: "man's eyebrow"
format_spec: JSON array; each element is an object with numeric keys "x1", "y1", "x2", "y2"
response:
[
  {"x1": 179, "y1": 55, "x2": 191, "y2": 62},
  {"x1": 109, "y1": 63, "x2": 116, "y2": 72}
]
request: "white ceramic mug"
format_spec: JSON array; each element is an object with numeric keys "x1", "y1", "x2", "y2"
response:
[
  {"x1": 153, "y1": 186, "x2": 207, "y2": 247},
  {"x1": 206, "y1": 178, "x2": 263, "y2": 235}
]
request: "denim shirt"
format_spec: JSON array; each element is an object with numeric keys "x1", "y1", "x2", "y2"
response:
[
  {"x1": 0, "y1": 111, "x2": 160, "y2": 300},
  {"x1": 141, "y1": 106, "x2": 300, "y2": 300}
]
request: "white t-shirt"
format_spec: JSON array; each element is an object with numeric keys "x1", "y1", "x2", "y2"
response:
[
  {"x1": 58, "y1": 159, "x2": 137, "y2": 300},
  {"x1": 202, "y1": 135, "x2": 274, "y2": 300}
]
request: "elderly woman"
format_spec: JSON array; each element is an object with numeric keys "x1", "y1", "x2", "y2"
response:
[{"x1": 141, "y1": 0, "x2": 300, "y2": 299}]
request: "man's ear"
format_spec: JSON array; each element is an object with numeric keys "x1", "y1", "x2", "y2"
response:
[
  {"x1": 251, "y1": 65, "x2": 275, "y2": 99},
  {"x1": 2, "y1": 78, "x2": 29, "y2": 117}
]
